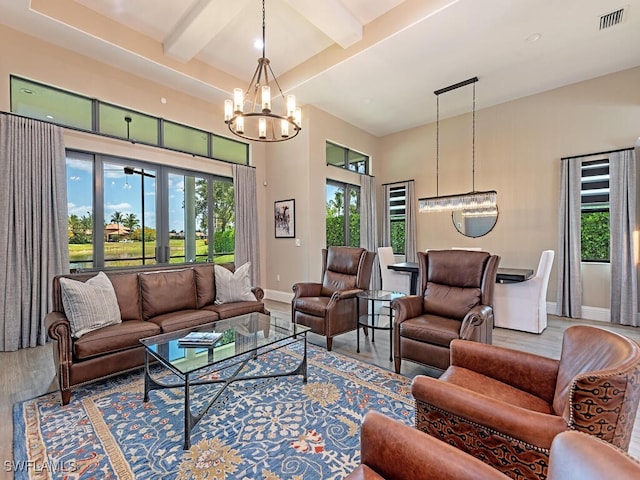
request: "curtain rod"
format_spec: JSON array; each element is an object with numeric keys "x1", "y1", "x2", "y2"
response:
[
  {"x1": 561, "y1": 146, "x2": 633, "y2": 160},
  {"x1": 381, "y1": 179, "x2": 415, "y2": 186}
]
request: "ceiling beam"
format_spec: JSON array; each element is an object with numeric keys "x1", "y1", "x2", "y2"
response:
[
  {"x1": 282, "y1": 0, "x2": 362, "y2": 49},
  {"x1": 163, "y1": 0, "x2": 247, "y2": 62}
]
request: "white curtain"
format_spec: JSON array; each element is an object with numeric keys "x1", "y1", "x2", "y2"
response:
[
  {"x1": 556, "y1": 157, "x2": 582, "y2": 318},
  {"x1": 610, "y1": 148, "x2": 639, "y2": 326},
  {"x1": 360, "y1": 175, "x2": 379, "y2": 289},
  {"x1": 0, "y1": 114, "x2": 68, "y2": 351},
  {"x1": 232, "y1": 164, "x2": 260, "y2": 286}
]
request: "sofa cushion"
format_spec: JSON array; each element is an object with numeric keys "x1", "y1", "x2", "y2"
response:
[
  {"x1": 107, "y1": 272, "x2": 142, "y2": 321},
  {"x1": 73, "y1": 320, "x2": 160, "y2": 360},
  {"x1": 60, "y1": 271, "x2": 122, "y2": 338},
  {"x1": 292, "y1": 296, "x2": 330, "y2": 317},
  {"x1": 424, "y1": 282, "x2": 481, "y2": 320},
  {"x1": 194, "y1": 265, "x2": 216, "y2": 308},
  {"x1": 148, "y1": 309, "x2": 219, "y2": 333},
  {"x1": 139, "y1": 269, "x2": 197, "y2": 320},
  {"x1": 214, "y1": 263, "x2": 256, "y2": 303},
  {"x1": 399, "y1": 314, "x2": 462, "y2": 348},
  {"x1": 203, "y1": 300, "x2": 265, "y2": 319},
  {"x1": 439, "y1": 366, "x2": 554, "y2": 414}
]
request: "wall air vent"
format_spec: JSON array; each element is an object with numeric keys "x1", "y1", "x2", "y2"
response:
[{"x1": 599, "y1": 8, "x2": 625, "y2": 29}]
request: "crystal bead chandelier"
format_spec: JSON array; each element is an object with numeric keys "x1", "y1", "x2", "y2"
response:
[
  {"x1": 418, "y1": 77, "x2": 497, "y2": 213},
  {"x1": 224, "y1": 0, "x2": 301, "y2": 142}
]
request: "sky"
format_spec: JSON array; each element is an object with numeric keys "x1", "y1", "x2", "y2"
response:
[{"x1": 66, "y1": 156, "x2": 192, "y2": 233}]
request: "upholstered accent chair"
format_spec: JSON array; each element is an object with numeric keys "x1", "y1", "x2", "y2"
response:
[
  {"x1": 391, "y1": 249, "x2": 500, "y2": 373},
  {"x1": 291, "y1": 246, "x2": 375, "y2": 351},
  {"x1": 345, "y1": 411, "x2": 640, "y2": 480},
  {"x1": 377, "y1": 246, "x2": 411, "y2": 294},
  {"x1": 494, "y1": 250, "x2": 555, "y2": 333},
  {"x1": 411, "y1": 326, "x2": 640, "y2": 480}
]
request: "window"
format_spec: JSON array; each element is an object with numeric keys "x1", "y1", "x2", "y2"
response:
[
  {"x1": 11, "y1": 76, "x2": 249, "y2": 165},
  {"x1": 388, "y1": 185, "x2": 407, "y2": 255},
  {"x1": 66, "y1": 150, "x2": 235, "y2": 270},
  {"x1": 326, "y1": 141, "x2": 369, "y2": 174},
  {"x1": 326, "y1": 181, "x2": 360, "y2": 247},
  {"x1": 580, "y1": 158, "x2": 609, "y2": 262}
]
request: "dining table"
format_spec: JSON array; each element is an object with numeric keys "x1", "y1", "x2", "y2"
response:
[{"x1": 388, "y1": 262, "x2": 534, "y2": 295}]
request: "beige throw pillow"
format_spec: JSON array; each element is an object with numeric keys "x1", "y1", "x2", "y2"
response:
[
  {"x1": 214, "y1": 263, "x2": 256, "y2": 304},
  {"x1": 59, "y1": 271, "x2": 122, "y2": 338}
]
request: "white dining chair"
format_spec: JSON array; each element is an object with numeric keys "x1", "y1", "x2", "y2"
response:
[
  {"x1": 493, "y1": 250, "x2": 555, "y2": 333},
  {"x1": 377, "y1": 246, "x2": 411, "y2": 294}
]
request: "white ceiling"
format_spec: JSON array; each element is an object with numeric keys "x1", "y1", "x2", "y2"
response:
[{"x1": 1, "y1": 0, "x2": 639, "y2": 137}]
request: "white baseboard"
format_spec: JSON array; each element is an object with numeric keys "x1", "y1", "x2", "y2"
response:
[
  {"x1": 264, "y1": 289, "x2": 294, "y2": 304},
  {"x1": 548, "y1": 301, "x2": 610, "y2": 323}
]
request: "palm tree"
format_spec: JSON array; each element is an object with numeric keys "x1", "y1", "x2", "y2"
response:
[
  {"x1": 123, "y1": 213, "x2": 140, "y2": 232},
  {"x1": 110, "y1": 211, "x2": 124, "y2": 241}
]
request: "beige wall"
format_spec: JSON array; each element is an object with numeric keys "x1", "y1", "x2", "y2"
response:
[{"x1": 378, "y1": 66, "x2": 640, "y2": 310}]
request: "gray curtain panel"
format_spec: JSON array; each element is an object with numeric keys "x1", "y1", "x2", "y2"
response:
[
  {"x1": 610, "y1": 149, "x2": 639, "y2": 326},
  {"x1": 360, "y1": 175, "x2": 379, "y2": 289},
  {"x1": 0, "y1": 114, "x2": 68, "y2": 351},
  {"x1": 556, "y1": 157, "x2": 582, "y2": 318},
  {"x1": 232, "y1": 164, "x2": 261, "y2": 286}
]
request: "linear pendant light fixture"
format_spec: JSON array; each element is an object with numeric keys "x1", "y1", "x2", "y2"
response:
[
  {"x1": 418, "y1": 77, "x2": 497, "y2": 213},
  {"x1": 224, "y1": 0, "x2": 301, "y2": 142}
]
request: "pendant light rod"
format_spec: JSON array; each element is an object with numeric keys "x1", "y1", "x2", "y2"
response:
[{"x1": 434, "y1": 76, "x2": 478, "y2": 95}]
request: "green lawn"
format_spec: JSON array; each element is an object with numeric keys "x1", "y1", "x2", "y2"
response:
[{"x1": 69, "y1": 239, "x2": 234, "y2": 267}]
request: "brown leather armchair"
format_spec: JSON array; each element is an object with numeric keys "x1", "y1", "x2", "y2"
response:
[
  {"x1": 292, "y1": 246, "x2": 375, "y2": 351},
  {"x1": 411, "y1": 325, "x2": 640, "y2": 480},
  {"x1": 345, "y1": 411, "x2": 640, "y2": 480},
  {"x1": 392, "y1": 250, "x2": 500, "y2": 373}
]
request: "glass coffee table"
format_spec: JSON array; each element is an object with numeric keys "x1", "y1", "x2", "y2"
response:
[
  {"x1": 356, "y1": 290, "x2": 406, "y2": 361},
  {"x1": 140, "y1": 312, "x2": 310, "y2": 449}
]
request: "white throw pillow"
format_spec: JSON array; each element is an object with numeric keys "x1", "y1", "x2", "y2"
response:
[
  {"x1": 59, "y1": 271, "x2": 122, "y2": 338},
  {"x1": 214, "y1": 262, "x2": 256, "y2": 304}
]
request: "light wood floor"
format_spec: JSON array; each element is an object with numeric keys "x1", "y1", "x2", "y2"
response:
[{"x1": 2, "y1": 301, "x2": 639, "y2": 480}]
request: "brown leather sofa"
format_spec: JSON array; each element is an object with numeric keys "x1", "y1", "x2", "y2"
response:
[
  {"x1": 345, "y1": 411, "x2": 640, "y2": 480},
  {"x1": 411, "y1": 326, "x2": 640, "y2": 480},
  {"x1": 45, "y1": 263, "x2": 267, "y2": 405},
  {"x1": 392, "y1": 250, "x2": 500, "y2": 373},
  {"x1": 292, "y1": 246, "x2": 375, "y2": 351}
]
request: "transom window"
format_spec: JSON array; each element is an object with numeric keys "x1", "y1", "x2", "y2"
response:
[
  {"x1": 11, "y1": 76, "x2": 248, "y2": 165},
  {"x1": 326, "y1": 141, "x2": 369, "y2": 174}
]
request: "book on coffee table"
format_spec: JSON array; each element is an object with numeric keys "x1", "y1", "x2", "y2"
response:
[{"x1": 178, "y1": 331, "x2": 223, "y2": 347}]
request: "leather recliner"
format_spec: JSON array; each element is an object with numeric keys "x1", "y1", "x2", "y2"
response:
[
  {"x1": 344, "y1": 411, "x2": 640, "y2": 480},
  {"x1": 392, "y1": 249, "x2": 500, "y2": 373},
  {"x1": 411, "y1": 325, "x2": 640, "y2": 479},
  {"x1": 292, "y1": 246, "x2": 375, "y2": 351}
]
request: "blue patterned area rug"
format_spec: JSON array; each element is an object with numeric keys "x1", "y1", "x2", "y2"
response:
[{"x1": 13, "y1": 342, "x2": 413, "y2": 479}]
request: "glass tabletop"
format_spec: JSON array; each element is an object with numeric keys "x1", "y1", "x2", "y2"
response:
[
  {"x1": 356, "y1": 290, "x2": 406, "y2": 301},
  {"x1": 140, "y1": 312, "x2": 310, "y2": 375}
]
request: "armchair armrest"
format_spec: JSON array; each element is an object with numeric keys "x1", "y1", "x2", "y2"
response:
[
  {"x1": 45, "y1": 311, "x2": 73, "y2": 398},
  {"x1": 459, "y1": 305, "x2": 492, "y2": 339},
  {"x1": 347, "y1": 411, "x2": 507, "y2": 480},
  {"x1": 391, "y1": 295, "x2": 423, "y2": 323},
  {"x1": 450, "y1": 339, "x2": 560, "y2": 404},
  {"x1": 292, "y1": 282, "x2": 323, "y2": 299},
  {"x1": 250, "y1": 286, "x2": 265, "y2": 302},
  {"x1": 412, "y1": 375, "x2": 567, "y2": 448}
]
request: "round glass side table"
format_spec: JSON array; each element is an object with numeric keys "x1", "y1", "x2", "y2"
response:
[{"x1": 356, "y1": 290, "x2": 406, "y2": 362}]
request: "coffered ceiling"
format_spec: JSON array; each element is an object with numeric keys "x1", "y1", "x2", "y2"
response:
[{"x1": 1, "y1": 0, "x2": 639, "y2": 136}]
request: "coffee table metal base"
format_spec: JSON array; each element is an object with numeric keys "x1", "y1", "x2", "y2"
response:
[{"x1": 143, "y1": 335, "x2": 308, "y2": 449}]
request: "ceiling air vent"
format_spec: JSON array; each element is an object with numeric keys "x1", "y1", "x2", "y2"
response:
[{"x1": 599, "y1": 8, "x2": 625, "y2": 30}]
